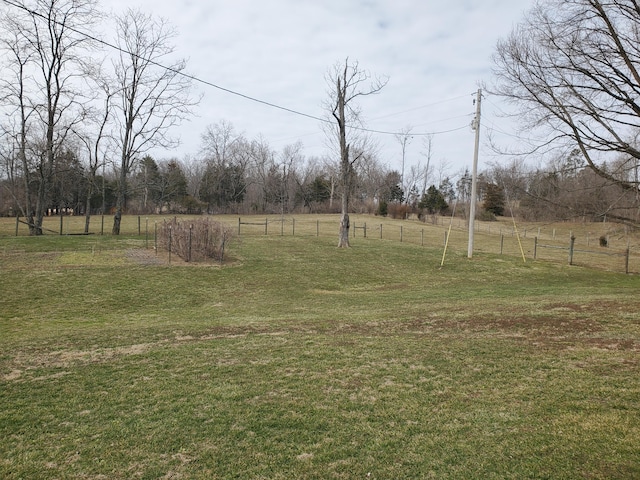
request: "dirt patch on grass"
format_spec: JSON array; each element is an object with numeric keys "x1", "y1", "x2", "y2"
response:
[
  {"x1": 4, "y1": 343, "x2": 155, "y2": 381},
  {"x1": 125, "y1": 249, "x2": 167, "y2": 266},
  {"x1": 423, "y1": 300, "x2": 640, "y2": 352},
  {"x1": 125, "y1": 248, "x2": 236, "y2": 267}
]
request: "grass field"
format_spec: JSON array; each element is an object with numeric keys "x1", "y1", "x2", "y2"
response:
[{"x1": 1, "y1": 215, "x2": 639, "y2": 478}]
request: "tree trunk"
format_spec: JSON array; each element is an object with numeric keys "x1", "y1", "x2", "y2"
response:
[
  {"x1": 112, "y1": 205, "x2": 122, "y2": 235},
  {"x1": 112, "y1": 171, "x2": 126, "y2": 235},
  {"x1": 338, "y1": 212, "x2": 350, "y2": 248},
  {"x1": 84, "y1": 190, "x2": 92, "y2": 234}
]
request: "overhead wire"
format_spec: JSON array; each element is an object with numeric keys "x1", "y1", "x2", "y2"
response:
[{"x1": 1, "y1": 0, "x2": 473, "y2": 139}]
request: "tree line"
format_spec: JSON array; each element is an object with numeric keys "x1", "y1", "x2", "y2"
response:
[{"x1": 2, "y1": 0, "x2": 639, "y2": 237}]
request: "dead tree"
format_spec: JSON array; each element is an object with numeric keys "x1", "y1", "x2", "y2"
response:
[{"x1": 326, "y1": 58, "x2": 387, "y2": 247}]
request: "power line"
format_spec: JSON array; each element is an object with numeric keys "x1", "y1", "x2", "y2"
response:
[{"x1": 0, "y1": 0, "x2": 472, "y2": 138}]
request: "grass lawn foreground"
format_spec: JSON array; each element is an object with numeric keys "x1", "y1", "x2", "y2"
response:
[{"x1": 1, "y1": 225, "x2": 639, "y2": 479}]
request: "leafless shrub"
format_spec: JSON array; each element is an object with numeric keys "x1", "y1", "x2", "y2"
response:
[{"x1": 158, "y1": 218, "x2": 234, "y2": 262}]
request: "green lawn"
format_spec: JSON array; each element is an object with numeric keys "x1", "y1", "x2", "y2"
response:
[{"x1": 1, "y1": 225, "x2": 639, "y2": 479}]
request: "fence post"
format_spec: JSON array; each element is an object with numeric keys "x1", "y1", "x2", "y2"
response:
[
  {"x1": 569, "y1": 235, "x2": 576, "y2": 265},
  {"x1": 60, "y1": 213, "x2": 63, "y2": 235},
  {"x1": 500, "y1": 234, "x2": 504, "y2": 255},
  {"x1": 534, "y1": 237, "x2": 538, "y2": 259},
  {"x1": 400, "y1": 226, "x2": 403, "y2": 243},
  {"x1": 281, "y1": 218, "x2": 284, "y2": 236},
  {"x1": 380, "y1": 224, "x2": 383, "y2": 239},
  {"x1": 625, "y1": 247, "x2": 630, "y2": 274},
  {"x1": 238, "y1": 217, "x2": 241, "y2": 236},
  {"x1": 145, "y1": 218, "x2": 149, "y2": 249},
  {"x1": 293, "y1": 218, "x2": 295, "y2": 236},
  {"x1": 316, "y1": 220, "x2": 319, "y2": 237},
  {"x1": 154, "y1": 222, "x2": 158, "y2": 255},
  {"x1": 168, "y1": 225, "x2": 172, "y2": 264},
  {"x1": 138, "y1": 216, "x2": 141, "y2": 236},
  {"x1": 265, "y1": 218, "x2": 268, "y2": 235},
  {"x1": 421, "y1": 229, "x2": 424, "y2": 247},
  {"x1": 364, "y1": 223, "x2": 367, "y2": 238},
  {"x1": 188, "y1": 224, "x2": 193, "y2": 262},
  {"x1": 15, "y1": 216, "x2": 19, "y2": 236},
  {"x1": 101, "y1": 214, "x2": 104, "y2": 236}
]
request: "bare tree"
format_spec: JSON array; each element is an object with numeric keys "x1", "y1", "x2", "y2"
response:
[
  {"x1": 0, "y1": 11, "x2": 33, "y2": 225},
  {"x1": 199, "y1": 121, "x2": 248, "y2": 213},
  {"x1": 491, "y1": 0, "x2": 640, "y2": 223},
  {"x1": 420, "y1": 134, "x2": 434, "y2": 197},
  {"x1": 1, "y1": 0, "x2": 98, "y2": 234},
  {"x1": 326, "y1": 58, "x2": 387, "y2": 247},
  {"x1": 278, "y1": 142, "x2": 304, "y2": 214},
  {"x1": 111, "y1": 8, "x2": 197, "y2": 234},
  {"x1": 246, "y1": 135, "x2": 275, "y2": 212},
  {"x1": 73, "y1": 71, "x2": 113, "y2": 233},
  {"x1": 395, "y1": 126, "x2": 413, "y2": 202}
]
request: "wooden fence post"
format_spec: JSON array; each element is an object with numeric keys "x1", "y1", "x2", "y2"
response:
[
  {"x1": 534, "y1": 237, "x2": 538, "y2": 260},
  {"x1": 238, "y1": 217, "x2": 241, "y2": 235},
  {"x1": 316, "y1": 220, "x2": 319, "y2": 237},
  {"x1": 15, "y1": 216, "x2": 19, "y2": 236},
  {"x1": 569, "y1": 235, "x2": 576, "y2": 265},
  {"x1": 264, "y1": 218, "x2": 268, "y2": 235},
  {"x1": 500, "y1": 234, "x2": 504, "y2": 255},
  {"x1": 59, "y1": 213, "x2": 63, "y2": 235}
]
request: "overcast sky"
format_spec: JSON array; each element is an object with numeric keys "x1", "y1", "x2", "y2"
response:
[{"x1": 106, "y1": 0, "x2": 534, "y2": 179}]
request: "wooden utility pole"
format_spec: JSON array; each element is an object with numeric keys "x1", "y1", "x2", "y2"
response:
[{"x1": 468, "y1": 89, "x2": 482, "y2": 258}]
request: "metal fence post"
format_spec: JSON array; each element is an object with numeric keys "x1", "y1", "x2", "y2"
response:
[{"x1": 625, "y1": 247, "x2": 630, "y2": 274}]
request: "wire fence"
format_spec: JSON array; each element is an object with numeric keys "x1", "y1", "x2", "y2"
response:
[{"x1": 6, "y1": 213, "x2": 639, "y2": 274}]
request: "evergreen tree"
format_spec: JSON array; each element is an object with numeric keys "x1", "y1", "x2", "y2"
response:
[
  {"x1": 483, "y1": 183, "x2": 505, "y2": 216},
  {"x1": 419, "y1": 185, "x2": 448, "y2": 214}
]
